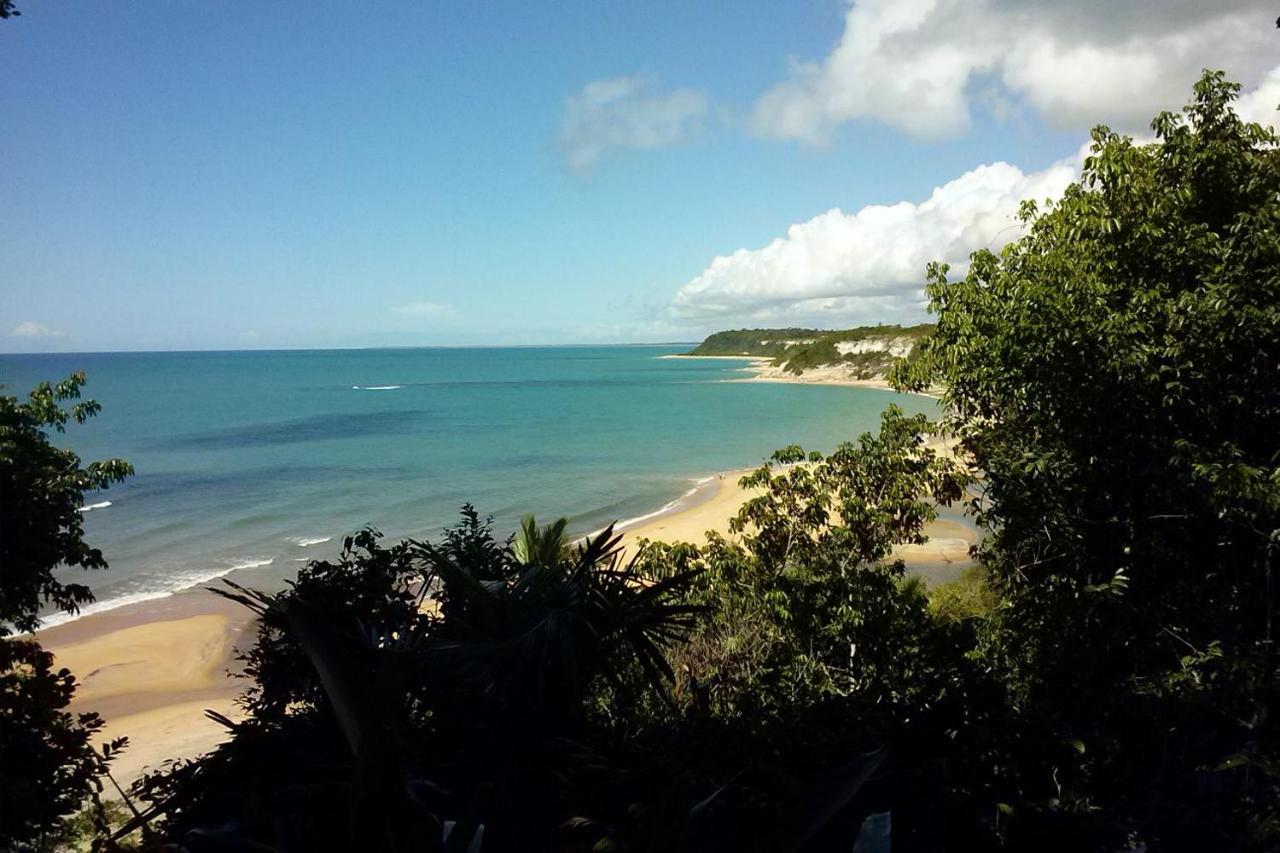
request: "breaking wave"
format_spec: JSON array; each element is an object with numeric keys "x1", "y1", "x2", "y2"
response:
[{"x1": 37, "y1": 557, "x2": 275, "y2": 629}]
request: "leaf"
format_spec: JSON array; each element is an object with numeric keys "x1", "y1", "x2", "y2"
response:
[{"x1": 773, "y1": 746, "x2": 888, "y2": 853}]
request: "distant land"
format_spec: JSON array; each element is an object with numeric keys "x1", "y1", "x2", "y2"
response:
[{"x1": 684, "y1": 323, "x2": 934, "y2": 383}]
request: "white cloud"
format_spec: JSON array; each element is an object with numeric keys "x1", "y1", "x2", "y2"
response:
[
  {"x1": 12, "y1": 320, "x2": 66, "y2": 338},
  {"x1": 1236, "y1": 66, "x2": 1280, "y2": 130},
  {"x1": 393, "y1": 301, "x2": 454, "y2": 319},
  {"x1": 678, "y1": 66, "x2": 1280, "y2": 327},
  {"x1": 751, "y1": 0, "x2": 1275, "y2": 144},
  {"x1": 671, "y1": 150, "x2": 1081, "y2": 323},
  {"x1": 558, "y1": 74, "x2": 709, "y2": 174}
]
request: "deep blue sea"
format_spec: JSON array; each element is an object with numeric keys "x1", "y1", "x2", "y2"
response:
[{"x1": 1, "y1": 346, "x2": 937, "y2": 624}]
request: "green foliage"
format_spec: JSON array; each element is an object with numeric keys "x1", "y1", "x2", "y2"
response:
[
  {"x1": 898, "y1": 70, "x2": 1280, "y2": 848},
  {"x1": 51, "y1": 70, "x2": 1280, "y2": 852},
  {"x1": 0, "y1": 639, "x2": 116, "y2": 850},
  {"x1": 128, "y1": 513, "x2": 703, "y2": 851},
  {"x1": 1, "y1": 372, "x2": 133, "y2": 635},
  {"x1": 685, "y1": 324, "x2": 933, "y2": 381},
  {"x1": 778, "y1": 324, "x2": 933, "y2": 376},
  {"x1": 37, "y1": 799, "x2": 135, "y2": 852},
  {"x1": 0, "y1": 375, "x2": 131, "y2": 850},
  {"x1": 623, "y1": 407, "x2": 994, "y2": 849},
  {"x1": 685, "y1": 328, "x2": 827, "y2": 357},
  {"x1": 926, "y1": 566, "x2": 999, "y2": 624},
  {"x1": 511, "y1": 514, "x2": 571, "y2": 566}
]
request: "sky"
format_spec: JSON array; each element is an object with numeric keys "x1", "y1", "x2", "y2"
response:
[{"x1": 2, "y1": 0, "x2": 1278, "y2": 352}]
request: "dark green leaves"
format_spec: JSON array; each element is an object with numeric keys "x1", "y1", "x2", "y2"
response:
[
  {"x1": 0, "y1": 373, "x2": 133, "y2": 635},
  {"x1": 900, "y1": 69, "x2": 1280, "y2": 847}
]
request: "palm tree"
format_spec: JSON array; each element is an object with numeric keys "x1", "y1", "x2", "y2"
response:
[
  {"x1": 510, "y1": 514, "x2": 570, "y2": 566},
  {"x1": 427, "y1": 521, "x2": 703, "y2": 730},
  {"x1": 124, "y1": 512, "x2": 702, "y2": 852}
]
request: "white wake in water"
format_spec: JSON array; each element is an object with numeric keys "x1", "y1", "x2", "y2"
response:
[
  {"x1": 78, "y1": 501, "x2": 112, "y2": 512},
  {"x1": 352, "y1": 385, "x2": 401, "y2": 390}
]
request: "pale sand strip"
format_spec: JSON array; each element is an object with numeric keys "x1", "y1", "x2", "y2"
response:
[
  {"x1": 619, "y1": 470, "x2": 761, "y2": 548},
  {"x1": 38, "y1": 594, "x2": 253, "y2": 784}
]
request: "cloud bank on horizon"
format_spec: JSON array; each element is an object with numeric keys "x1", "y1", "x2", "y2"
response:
[{"x1": 665, "y1": 0, "x2": 1280, "y2": 330}]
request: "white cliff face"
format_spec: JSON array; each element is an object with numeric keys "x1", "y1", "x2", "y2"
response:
[
  {"x1": 688, "y1": 325, "x2": 931, "y2": 382},
  {"x1": 834, "y1": 337, "x2": 914, "y2": 358}
]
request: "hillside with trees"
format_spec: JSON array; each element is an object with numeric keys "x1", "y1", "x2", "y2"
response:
[{"x1": 686, "y1": 324, "x2": 934, "y2": 380}]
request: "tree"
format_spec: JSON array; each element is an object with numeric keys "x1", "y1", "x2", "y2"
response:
[
  {"x1": 897, "y1": 70, "x2": 1280, "y2": 849},
  {"x1": 0, "y1": 373, "x2": 132, "y2": 848},
  {"x1": 623, "y1": 406, "x2": 991, "y2": 850},
  {"x1": 510, "y1": 514, "x2": 571, "y2": 566},
  {"x1": 128, "y1": 411, "x2": 983, "y2": 851},
  {"x1": 0, "y1": 639, "x2": 120, "y2": 850},
  {"x1": 1, "y1": 372, "x2": 133, "y2": 634},
  {"x1": 127, "y1": 512, "x2": 702, "y2": 851},
  {"x1": 677, "y1": 405, "x2": 968, "y2": 718}
]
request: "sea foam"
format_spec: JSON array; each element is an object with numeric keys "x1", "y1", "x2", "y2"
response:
[
  {"x1": 36, "y1": 557, "x2": 276, "y2": 628},
  {"x1": 596, "y1": 476, "x2": 719, "y2": 538}
]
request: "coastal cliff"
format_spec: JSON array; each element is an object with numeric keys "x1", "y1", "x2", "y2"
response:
[{"x1": 686, "y1": 323, "x2": 933, "y2": 383}]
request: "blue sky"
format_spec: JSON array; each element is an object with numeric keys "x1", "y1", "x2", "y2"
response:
[{"x1": 2, "y1": 1, "x2": 1275, "y2": 351}]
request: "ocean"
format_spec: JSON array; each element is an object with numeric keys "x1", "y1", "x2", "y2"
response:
[{"x1": 0, "y1": 346, "x2": 938, "y2": 625}]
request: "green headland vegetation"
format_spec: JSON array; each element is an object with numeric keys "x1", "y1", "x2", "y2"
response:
[{"x1": 687, "y1": 324, "x2": 934, "y2": 378}]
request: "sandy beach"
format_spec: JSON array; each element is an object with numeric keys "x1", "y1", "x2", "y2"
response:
[
  {"x1": 40, "y1": 456, "x2": 974, "y2": 787},
  {"x1": 620, "y1": 466, "x2": 976, "y2": 578},
  {"x1": 38, "y1": 592, "x2": 253, "y2": 784},
  {"x1": 738, "y1": 363, "x2": 903, "y2": 392}
]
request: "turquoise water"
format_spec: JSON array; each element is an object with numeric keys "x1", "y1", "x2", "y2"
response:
[{"x1": 0, "y1": 346, "x2": 937, "y2": 623}]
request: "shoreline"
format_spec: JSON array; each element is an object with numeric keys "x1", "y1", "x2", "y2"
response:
[
  {"x1": 39, "y1": 455, "x2": 974, "y2": 786},
  {"x1": 37, "y1": 591, "x2": 252, "y2": 784},
  {"x1": 657, "y1": 353, "x2": 772, "y2": 362},
  {"x1": 619, "y1": 465, "x2": 976, "y2": 578},
  {"x1": 664, "y1": 353, "x2": 938, "y2": 396}
]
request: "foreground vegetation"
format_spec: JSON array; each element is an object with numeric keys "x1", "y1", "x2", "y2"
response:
[
  {"x1": 0, "y1": 373, "x2": 132, "y2": 850},
  {"x1": 3, "y1": 72, "x2": 1278, "y2": 851}
]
